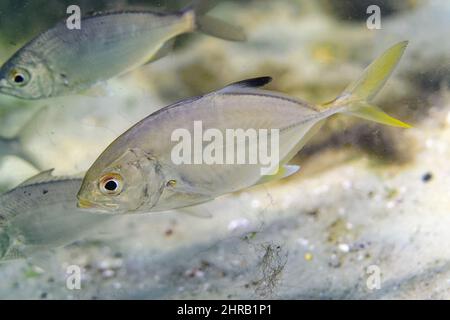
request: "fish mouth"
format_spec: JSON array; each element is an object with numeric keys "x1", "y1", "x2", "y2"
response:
[
  {"x1": 0, "y1": 84, "x2": 23, "y2": 99},
  {"x1": 0, "y1": 84, "x2": 13, "y2": 95},
  {"x1": 77, "y1": 197, "x2": 95, "y2": 209},
  {"x1": 77, "y1": 197, "x2": 120, "y2": 213}
]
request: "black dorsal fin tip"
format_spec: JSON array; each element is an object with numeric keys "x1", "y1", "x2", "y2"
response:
[{"x1": 229, "y1": 76, "x2": 273, "y2": 89}]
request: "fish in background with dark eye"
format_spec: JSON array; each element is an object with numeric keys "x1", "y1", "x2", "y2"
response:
[{"x1": 0, "y1": 0, "x2": 245, "y2": 100}]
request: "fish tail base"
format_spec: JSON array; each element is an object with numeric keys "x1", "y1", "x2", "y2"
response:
[{"x1": 182, "y1": 0, "x2": 246, "y2": 41}]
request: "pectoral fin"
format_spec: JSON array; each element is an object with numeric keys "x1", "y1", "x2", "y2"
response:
[{"x1": 255, "y1": 165, "x2": 301, "y2": 185}]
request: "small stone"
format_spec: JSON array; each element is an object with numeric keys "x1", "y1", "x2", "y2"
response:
[
  {"x1": 251, "y1": 199, "x2": 261, "y2": 208},
  {"x1": 422, "y1": 172, "x2": 433, "y2": 183},
  {"x1": 228, "y1": 218, "x2": 250, "y2": 231},
  {"x1": 338, "y1": 243, "x2": 350, "y2": 253},
  {"x1": 304, "y1": 252, "x2": 313, "y2": 261},
  {"x1": 102, "y1": 269, "x2": 115, "y2": 278},
  {"x1": 297, "y1": 238, "x2": 309, "y2": 247}
]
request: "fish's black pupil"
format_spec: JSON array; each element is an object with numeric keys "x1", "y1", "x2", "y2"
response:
[
  {"x1": 14, "y1": 74, "x2": 24, "y2": 83},
  {"x1": 105, "y1": 180, "x2": 118, "y2": 191}
]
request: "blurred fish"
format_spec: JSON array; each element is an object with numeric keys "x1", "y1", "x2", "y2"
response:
[
  {"x1": 0, "y1": 135, "x2": 33, "y2": 166},
  {"x1": 0, "y1": 0, "x2": 245, "y2": 99},
  {"x1": 77, "y1": 42, "x2": 411, "y2": 214},
  {"x1": 0, "y1": 170, "x2": 112, "y2": 261},
  {"x1": 0, "y1": 109, "x2": 44, "y2": 169}
]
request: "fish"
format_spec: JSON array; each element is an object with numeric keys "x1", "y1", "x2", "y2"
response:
[
  {"x1": 0, "y1": 0, "x2": 245, "y2": 100},
  {"x1": 0, "y1": 170, "x2": 112, "y2": 261},
  {"x1": 0, "y1": 109, "x2": 44, "y2": 169},
  {"x1": 0, "y1": 135, "x2": 31, "y2": 166},
  {"x1": 77, "y1": 41, "x2": 411, "y2": 214}
]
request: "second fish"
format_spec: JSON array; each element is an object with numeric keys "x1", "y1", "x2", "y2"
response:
[{"x1": 0, "y1": 0, "x2": 245, "y2": 99}]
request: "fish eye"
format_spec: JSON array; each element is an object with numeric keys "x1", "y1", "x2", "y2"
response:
[
  {"x1": 14, "y1": 74, "x2": 24, "y2": 83},
  {"x1": 99, "y1": 173, "x2": 123, "y2": 195},
  {"x1": 8, "y1": 68, "x2": 30, "y2": 86}
]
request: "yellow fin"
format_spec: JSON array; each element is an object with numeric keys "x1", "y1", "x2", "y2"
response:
[
  {"x1": 256, "y1": 165, "x2": 300, "y2": 186},
  {"x1": 328, "y1": 41, "x2": 411, "y2": 128},
  {"x1": 346, "y1": 102, "x2": 412, "y2": 128},
  {"x1": 342, "y1": 41, "x2": 408, "y2": 102}
]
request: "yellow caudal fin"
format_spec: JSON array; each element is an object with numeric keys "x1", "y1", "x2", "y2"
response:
[
  {"x1": 347, "y1": 102, "x2": 412, "y2": 128},
  {"x1": 328, "y1": 41, "x2": 411, "y2": 128}
]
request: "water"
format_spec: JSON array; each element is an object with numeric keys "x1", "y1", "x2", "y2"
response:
[{"x1": 0, "y1": 0, "x2": 449, "y2": 299}]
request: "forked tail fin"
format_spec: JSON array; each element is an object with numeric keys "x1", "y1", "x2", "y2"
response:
[
  {"x1": 325, "y1": 41, "x2": 411, "y2": 128},
  {"x1": 182, "y1": 0, "x2": 246, "y2": 41}
]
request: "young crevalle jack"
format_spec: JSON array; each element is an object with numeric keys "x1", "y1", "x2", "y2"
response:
[{"x1": 77, "y1": 41, "x2": 411, "y2": 214}]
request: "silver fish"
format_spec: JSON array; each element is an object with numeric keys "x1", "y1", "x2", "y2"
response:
[
  {"x1": 0, "y1": 1, "x2": 245, "y2": 99},
  {"x1": 0, "y1": 170, "x2": 111, "y2": 261},
  {"x1": 77, "y1": 42, "x2": 411, "y2": 214}
]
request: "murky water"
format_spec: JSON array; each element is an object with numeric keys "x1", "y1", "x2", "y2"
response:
[{"x1": 0, "y1": 0, "x2": 449, "y2": 299}]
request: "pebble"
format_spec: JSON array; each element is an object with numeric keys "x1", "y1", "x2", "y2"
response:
[
  {"x1": 422, "y1": 172, "x2": 433, "y2": 183},
  {"x1": 228, "y1": 218, "x2": 250, "y2": 231},
  {"x1": 338, "y1": 243, "x2": 350, "y2": 253}
]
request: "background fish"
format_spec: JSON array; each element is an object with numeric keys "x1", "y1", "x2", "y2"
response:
[
  {"x1": 0, "y1": 109, "x2": 43, "y2": 170},
  {"x1": 0, "y1": 170, "x2": 112, "y2": 261},
  {"x1": 77, "y1": 41, "x2": 411, "y2": 214},
  {"x1": 0, "y1": 0, "x2": 245, "y2": 99}
]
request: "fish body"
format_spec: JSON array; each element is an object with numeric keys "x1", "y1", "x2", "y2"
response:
[
  {"x1": 77, "y1": 42, "x2": 411, "y2": 214},
  {"x1": 0, "y1": 171, "x2": 111, "y2": 261},
  {"x1": 81, "y1": 82, "x2": 323, "y2": 212},
  {"x1": 0, "y1": 2, "x2": 245, "y2": 99}
]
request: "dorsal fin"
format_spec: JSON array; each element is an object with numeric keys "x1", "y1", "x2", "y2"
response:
[
  {"x1": 218, "y1": 76, "x2": 273, "y2": 93},
  {"x1": 17, "y1": 169, "x2": 85, "y2": 188},
  {"x1": 18, "y1": 169, "x2": 56, "y2": 187}
]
